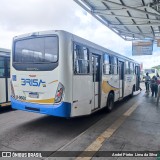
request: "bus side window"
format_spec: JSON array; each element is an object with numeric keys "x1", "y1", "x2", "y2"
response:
[
  {"x1": 7, "y1": 58, "x2": 10, "y2": 78},
  {"x1": 125, "y1": 61, "x2": 129, "y2": 74},
  {"x1": 103, "y1": 53, "x2": 110, "y2": 74},
  {"x1": 0, "y1": 57, "x2": 5, "y2": 77},
  {"x1": 130, "y1": 62, "x2": 134, "y2": 74},
  {"x1": 133, "y1": 63, "x2": 135, "y2": 74},
  {"x1": 111, "y1": 56, "x2": 118, "y2": 75},
  {"x1": 74, "y1": 44, "x2": 90, "y2": 74}
]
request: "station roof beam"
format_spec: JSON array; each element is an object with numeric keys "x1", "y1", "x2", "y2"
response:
[{"x1": 74, "y1": 0, "x2": 160, "y2": 41}]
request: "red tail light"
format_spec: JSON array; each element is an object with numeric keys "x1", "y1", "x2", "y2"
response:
[{"x1": 55, "y1": 82, "x2": 65, "y2": 103}]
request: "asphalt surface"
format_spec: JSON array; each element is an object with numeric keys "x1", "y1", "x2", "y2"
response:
[
  {"x1": 0, "y1": 107, "x2": 109, "y2": 151},
  {"x1": 0, "y1": 83, "x2": 148, "y2": 160}
]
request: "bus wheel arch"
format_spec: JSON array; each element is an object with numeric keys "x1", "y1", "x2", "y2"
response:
[{"x1": 106, "y1": 91, "x2": 114, "y2": 112}]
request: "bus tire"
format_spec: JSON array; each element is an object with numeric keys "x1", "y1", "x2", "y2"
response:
[
  {"x1": 106, "y1": 92, "x2": 114, "y2": 112},
  {"x1": 130, "y1": 86, "x2": 134, "y2": 97}
]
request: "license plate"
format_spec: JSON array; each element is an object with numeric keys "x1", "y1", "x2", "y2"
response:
[{"x1": 29, "y1": 92, "x2": 39, "y2": 98}]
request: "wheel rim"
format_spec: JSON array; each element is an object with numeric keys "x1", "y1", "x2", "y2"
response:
[{"x1": 108, "y1": 96, "x2": 113, "y2": 110}]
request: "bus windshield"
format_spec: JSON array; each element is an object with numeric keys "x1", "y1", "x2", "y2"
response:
[
  {"x1": 144, "y1": 69, "x2": 155, "y2": 74},
  {"x1": 14, "y1": 36, "x2": 58, "y2": 63}
]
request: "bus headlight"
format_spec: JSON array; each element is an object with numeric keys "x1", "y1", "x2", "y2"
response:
[{"x1": 55, "y1": 82, "x2": 65, "y2": 103}]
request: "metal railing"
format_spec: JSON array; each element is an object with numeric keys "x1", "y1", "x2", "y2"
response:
[{"x1": 157, "y1": 85, "x2": 160, "y2": 105}]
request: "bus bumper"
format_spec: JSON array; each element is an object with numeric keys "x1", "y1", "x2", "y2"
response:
[{"x1": 11, "y1": 97, "x2": 71, "y2": 118}]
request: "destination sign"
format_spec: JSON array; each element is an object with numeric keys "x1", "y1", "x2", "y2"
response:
[{"x1": 132, "y1": 40, "x2": 153, "y2": 56}]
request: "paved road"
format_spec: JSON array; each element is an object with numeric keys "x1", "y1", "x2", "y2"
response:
[
  {"x1": 0, "y1": 83, "x2": 145, "y2": 160},
  {"x1": 0, "y1": 105, "x2": 110, "y2": 152}
]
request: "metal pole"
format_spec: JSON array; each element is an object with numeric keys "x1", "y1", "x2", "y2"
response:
[{"x1": 156, "y1": 85, "x2": 160, "y2": 105}]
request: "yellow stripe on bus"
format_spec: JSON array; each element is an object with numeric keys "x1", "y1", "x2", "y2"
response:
[
  {"x1": 25, "y1": 98, "x2": 55, "y2": 104},
  {"x1": 102, "y1": 80, "x2": 119, "y2": 94},
  {"x1": 48, "y1": 80, "x2": 58, "y2": 84}
]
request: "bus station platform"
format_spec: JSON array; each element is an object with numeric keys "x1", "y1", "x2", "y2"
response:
[
  {"x1": 0, "y1": 83, "x2": 160, "y2": 160},
  {"x1": 49, "y1": 83, "x2": 160, "y2": 160}
]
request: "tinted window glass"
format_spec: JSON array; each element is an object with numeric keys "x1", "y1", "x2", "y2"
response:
[
  {"x1": 104, "y1": 54, "x2": 109, "y2": 64},
  {"x1": 130, "y1": 62, "x2": 134, "y2": 74},
  {"x1": 6, "y1": 58, "x2": 10, "y2": 77},
  {"x1": 74, "y1": 44, "x2": 90, "y2": 74},
  {"x1": 74, "y1": 46, "x2": 89, "y2": 60},
  {"x1": 0, "y1": 60, "x2": 4, "y2": 68},
  {"x1": 0, "y1": 57, "x2": 5, "y2": 77},
  {"x1": 111, "y1": 56, "x2": 118, "y2": 74},
  {"x1": 14, "y1": 36, "x2": 58, "y2": 63},
  {"x1": 103, "y1": 53, "x2": 110, "y2": 74},
  {"x1": 125, "y1": 61, "x2": 129, "y2": 74}
]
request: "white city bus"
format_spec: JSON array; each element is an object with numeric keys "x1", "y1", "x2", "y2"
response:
[
  {"x1": 11, "y1": 30, "x2": 140, "y2": 118},
  {"x1": 0, "y1": 48, "x2": 11, "y2": 107}
]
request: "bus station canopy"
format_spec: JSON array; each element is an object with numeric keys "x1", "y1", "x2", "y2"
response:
[{"x1": 74, "y1": 0, "x2": 160, "y2": 41}]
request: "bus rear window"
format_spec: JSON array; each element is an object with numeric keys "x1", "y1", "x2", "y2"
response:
[{"x1": 14, "y1": 36, "x2": 58, "y2": 63}]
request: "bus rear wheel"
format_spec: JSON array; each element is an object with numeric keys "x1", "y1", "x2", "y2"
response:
[
  {"x1": 106, "y1": 93, "x2": 114, "y2": 112},
  {"x1": 130, "y1": 86, "x2": 135, "y2": 98}
]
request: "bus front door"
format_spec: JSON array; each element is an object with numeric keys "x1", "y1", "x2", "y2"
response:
[
  {"x1": 135, "y1": 66, "x2": 140, "y2": 91},
  {"x1": 119, "y1": 61, "x2": 124, "y2": 98},
  {"x1": 92, "y1": 54, "x2": 101, "y2": 110}
]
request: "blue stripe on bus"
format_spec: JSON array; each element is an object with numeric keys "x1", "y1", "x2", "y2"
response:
[{"x1": 11, "y1": 97, "x2": 71, "y2": 118}]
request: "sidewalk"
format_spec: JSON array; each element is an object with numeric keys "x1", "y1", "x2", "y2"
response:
[{"x1": 47, "y1": 84, "x2": 160, "y2": 160}]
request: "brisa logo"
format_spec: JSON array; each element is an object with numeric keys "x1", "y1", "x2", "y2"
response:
[{"x1": 21, "y1": 78, "x2": 46, "y2": 87}]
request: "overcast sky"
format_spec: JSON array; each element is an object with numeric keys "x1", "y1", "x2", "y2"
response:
[{"x1": 0, "y1": 0, "x2": 160, "y2": 69}]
